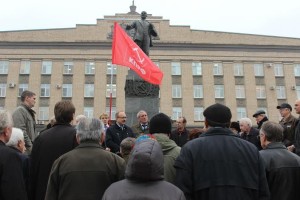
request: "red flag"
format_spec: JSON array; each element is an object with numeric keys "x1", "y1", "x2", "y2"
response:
[{"x1": 112, "y1": 22, "x2": 163, "y2": 85}]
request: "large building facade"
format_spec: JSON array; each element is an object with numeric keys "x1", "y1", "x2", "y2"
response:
[{"x1": 1, "y1": 5, "x2": 300, "y2": 126}]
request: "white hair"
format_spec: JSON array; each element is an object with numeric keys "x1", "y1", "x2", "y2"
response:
[
  {"x1": 0, "y1": 109, "x2": 13, "y2": 134},
  {"x1": 239, "y1": 118, "x2": 252, "y2": 127},
  {"x1": 76, "y1": 118, "x2": 103, "y2": 143},
  {"x1": 6, "y1": 128, "x2": 24, "y2": 147},
  {"x1": 136, "y1": 110, "x2": 147, "y2": 118}
]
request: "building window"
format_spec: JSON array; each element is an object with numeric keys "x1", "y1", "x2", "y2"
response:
[
  {"x1": 20, "y1": 61, "x2": 30, "y2": 74},
  {"x1": 193, "y1": 85, "x2": 203, "y2": 98},
  {"x1": 84, "y1": 107, "x2": 94, "y2": 118},
  {"x1": 172, "y1": 107, "x2": 182, "y2": 120},
  {"x1": 38, "y1": 107, "x2": 49, "y2": 121},
  {"x1": 276, "y1": 86, "x2": 286, "y2": 99},
  {"x1": 192, "y1": 62, "x2": 202, "y2": 75},
  {"x1": 294, "y1": 64, "x2": 300, "y2": 77},
  {"x1": 106, "y1": 62, "x2": 117, "y2": 75},
  {"x1": 274, "y1": 64, "x2": 283, "y2": 77},
  {"x1": 237, "y1": 107, "x2": 247, "y2": 120},
  {"x1": 234, "y1": 63, "x2": 244, "y2": 76},
  {"x1": 235, "y1": 85, "x2": 245, "y2": 99},
  {"x1": 0, "y1": 84, "x2": 6, "y2": 97},
  {"x1": 40, "y1": 84, "x2": 50, "y2": 97},
  {"x1": 63, "y1": 61, "x2": 74, "y2": 74},
  {"x1": 106, "y1": 107, "x2": 116, "y2": 120},
  {"x1": 0, "y1": 61, "x2": 8, "y2": 74},
  {"x1": 213, "y1": 63, "x2": 223, "y2": 75},
  {"x1": 18, "y1": 84, "x2": 28, "y2": 97},
  {"x1": 172, "y1": 85, "x2": 182, "y2": 98},
  {"x1": 106, "y1": 84, "x2": 116, "y2": 97},
  {"x1": 214, "y1": 85, "x2": 224, "y2": 98},
  {"x1": 171, "y1": 62, "x2": 181, "y2": 75},
  {"x1": 296, "y1": 86, "x2": 300, "y2": 99},
  {"x1": 254, "y1": 63, "x2": 264, "y2": 76},
  {"x1": 62, "y1": 84, "x2": 72, "y2": 97},
  {"x1": 84, "y1": 84, "x2": 94, "y2": 97},
  {"x1": 41, "y1": 61, "x2": 52, "y2": 74},
  {"x1": 256, "y1": 86, "x2": 266, "y2": 99},
  {"x1": 85, "y1": 61, "x2": 95, "y2": 75},
  {"x1": 194, "y1": 107, "x2": 204, "y2": 121}
]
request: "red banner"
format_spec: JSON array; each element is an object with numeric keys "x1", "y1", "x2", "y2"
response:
[{"x1": 112, "y1": 22, "x2": 163, "y2": 85}]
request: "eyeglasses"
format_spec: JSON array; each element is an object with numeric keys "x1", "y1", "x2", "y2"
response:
[{"x1": 118, "y1": 116, "x2": 127, "y2": 119}]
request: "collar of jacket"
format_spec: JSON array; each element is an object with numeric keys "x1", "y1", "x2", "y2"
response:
[
  {"x1": 0, "y1": 140, "x2": 5, "y2": 146},
  {"x1": 282, "y1": 114, "x2": 296, "y2": 124},
  {"x1": 202, "y1": 127, "x2": 237, "y2": 137},
  {"x1": 76, "y1": 141, "x2": 103, "y2": 149},
  {"x1": 53, "y1": 122, "x2": 73, "y2": 127},
  {"x1": 265, "y1": 142, "x2": 286, "y2": 150}
]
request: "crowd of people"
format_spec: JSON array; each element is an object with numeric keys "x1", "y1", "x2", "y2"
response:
[{"x1": 1, "y1": 90, "x2": 300, "y2": 200}]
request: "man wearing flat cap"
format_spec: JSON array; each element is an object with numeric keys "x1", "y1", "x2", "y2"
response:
[
  {"x1": 277, "y1": 103, "x2": 297, "y2": 147},
  {"x1": 175, "y1": 103, "x2": 269, "y2": 200},
  {"x1": 253, "y1": 109, "x2": 268, "y2": 129}
]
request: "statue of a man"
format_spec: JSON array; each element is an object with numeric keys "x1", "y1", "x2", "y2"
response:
[{"x1": 126, "y1": 11, "x2": 158, "y2": 56}]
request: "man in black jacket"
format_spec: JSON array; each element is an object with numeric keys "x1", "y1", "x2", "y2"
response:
[
  {"x1": 0, "y1": 110, "x2": 27, "y2": 200},
  {"x1": 259, "y1": 121, "x2": 300, "y2": 200},
  {"x1": 30, "y1": 100, "x2": 78, "y2": 200},
  {"x1": 175, "y1": 103, "x2": 269, "y2": 200},
  {"x1": 105, "y1": 111, "x2": 135, "y2": 153}
]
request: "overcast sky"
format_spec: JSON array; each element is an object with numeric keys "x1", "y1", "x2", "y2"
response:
[{"x1": 1, "y1": 0, "x2": 300, "y2": 38}]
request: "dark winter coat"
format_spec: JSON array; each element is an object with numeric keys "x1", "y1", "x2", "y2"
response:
[
  {"x1": 0, "y1": 141, "x2": 27, "y2": 200},
  {"x1": 30, "y1": 123, "x2": 77, "y2": 200},
  {"x1": 260, "y1": 142, "x2": 300, "y2": 200},
  {"x1": 175, "y1": 127, "x2": 269, "y2": 200},
  {"x1": 170, "y1": 128, "x2": 189, "y2": 147},
  {"x1": 105, "y1": 124, "x2": 135, "y2": 153}
]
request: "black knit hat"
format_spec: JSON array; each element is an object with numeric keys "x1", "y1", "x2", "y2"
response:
[
  {"x1": 203, "y1": 103, "x2": 232, "y2": 127},
  {"x1": 149, "y1": 113, "x2": 172, "y2": 134}
]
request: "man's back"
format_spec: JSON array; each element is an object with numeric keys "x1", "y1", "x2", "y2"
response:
[
  {"x1": 30, "y1": 123, "x2": 77, "y2": 200},
  {"x1": 175, "y1": 127, "x2": 269, "y2": 200},
  {"x1": 260, "y1": 142, "x2": 300, "y2": 200},
  {"x1": 45, "y1": 142, "x2": 125, "y2": 200},
  {"x1": 0, "y1": 141, "x2": 27, "y2": 200}
]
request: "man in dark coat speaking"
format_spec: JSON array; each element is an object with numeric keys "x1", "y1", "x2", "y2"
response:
[{"x1": 174, "y1": 103, "x2": 270, "y2": 200}]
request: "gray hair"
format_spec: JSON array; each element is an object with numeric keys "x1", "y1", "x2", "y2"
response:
[
  {"x1": 261, "y1": 121, "x2": 283, "y2": 142},
  {"x1": 0, "y1": 109, "x2": 13, "y2": 134},
  {"x1": 120, "y1": 137, "x2": 136, "y2": 155},
  {"x1": 136, "y1": 110, "x2": 147, "y2": 118},
  {"x1": 239, "y1": 118, "x2": 252, "y2": 127},
  {"x1": 6, "y1": 128, "x2": 24, "y2": 147},
  {"x1": 76, "y1": 118, "x2": 103, "y2": 143}
]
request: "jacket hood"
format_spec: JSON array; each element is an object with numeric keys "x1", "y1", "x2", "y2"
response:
[
  {"x1": 154, "y1": 133, "x2": 179, "y2": 152},
  {"x1": 125, "y1": 139, "x2": 164, "y2": 181}
]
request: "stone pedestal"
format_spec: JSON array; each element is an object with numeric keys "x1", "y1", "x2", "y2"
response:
[{"x1": 125, "y1": 70, "x2": 159, "y2": 126}]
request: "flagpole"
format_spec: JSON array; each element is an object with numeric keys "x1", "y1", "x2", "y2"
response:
[{"x1": 109, "y1": 64, "x2": 113, "y2": 123}]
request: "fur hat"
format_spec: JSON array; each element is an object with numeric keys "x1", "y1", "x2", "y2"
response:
[
  {"x1": 149, "y1": 113, "x2": 172, "y2": 134},
  {"x1": 203, "y1": 103, "x2": 232, "y2": 127}
]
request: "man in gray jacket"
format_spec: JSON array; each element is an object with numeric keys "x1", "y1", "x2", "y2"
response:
[{"x1": 12, "y1": 90, "x2": 37, "y2": 153}]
